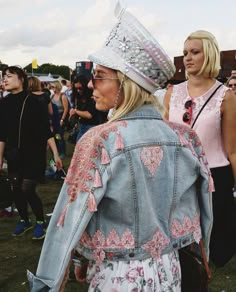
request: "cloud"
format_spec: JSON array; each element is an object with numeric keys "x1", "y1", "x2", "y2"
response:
[{"x1": 0, "y1": 0, "x2": 235, "y2": 69}]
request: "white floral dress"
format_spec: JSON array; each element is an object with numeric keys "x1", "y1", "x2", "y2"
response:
[{"x1": 86, "y1": 250, "x2": 181, "y2": 292}]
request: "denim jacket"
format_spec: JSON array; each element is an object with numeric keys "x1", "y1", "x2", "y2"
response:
[{"x1": 28, "y1": 105, "x2": 213, "y2": 291}]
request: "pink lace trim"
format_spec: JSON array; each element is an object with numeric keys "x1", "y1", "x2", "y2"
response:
[
  {"x1": 172, "y1": 81, "x2": 225, "y2": 113},
  {"x1": 140, "y1": 146, "x2": 163, "y2": 175},
  {"x1": 79, "y1": 228, "x2": 170, "y2": 262},
  {"x1": 171, "y1": 214, "x2": 202, "y2": 243},
  {"x1": 79, "y1": 229, "x2": 135, "y2": 250},
  {"x1": 142, "y1": 229, "x2": 170, "y2": 259}
]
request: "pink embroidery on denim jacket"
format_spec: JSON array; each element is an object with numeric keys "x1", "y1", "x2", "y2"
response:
[
  {"x1": 79, "y1": 228, "x2": 135, "y2": 250},
  {"x1": 106, "y1": 229, "x2": 121, "y2": 248},
  {"x1": 92, "y1": 230, "x2": 106, "y2": 247},
  {"x1": 65, "y1": 121, "x2": 127, "y2": 200},
  {"x1": 171, "y1": 214, "x2": 202, "y2": 243},
  {"x1": 79, "y1": 228, "x2": 170, "y2": 262},
  {"x1": 57, "y1": 121, "x2": 127, "y2": 226},
  {"x1": 121, "y1": 229, "x2": 135, "y2": 248},
  {"x1": 140, "y1": 146, "x2": 163, "y2": 175},
  {"x1": 142, "y1": 229, "x2": 170, "y2": 259},
  {"x1": 79, "y1": 228, "x2": 135, "y2": 263}
]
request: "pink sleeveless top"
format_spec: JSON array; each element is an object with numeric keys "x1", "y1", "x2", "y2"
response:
[{"x1": 169, "y1": 80, "x2": 229, "y2": 168}]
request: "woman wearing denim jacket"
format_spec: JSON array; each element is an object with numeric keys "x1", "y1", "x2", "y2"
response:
[{"x1": 28, "y1": 3, "x2": 213, "y2": 292}]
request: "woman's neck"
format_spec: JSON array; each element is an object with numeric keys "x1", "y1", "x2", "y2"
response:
[
  {"x1": 32, "y1": 91, "x2": 44, "y2": 95},
  {"x1": 11, "y1": 88, "x2": 24, "y2": 94},
  {"x1": 187, "y1": 75, "x2": 216, "y2": 97},
  {"x1": 53, "y1": 92, "x2": 61, "y2": 99}
]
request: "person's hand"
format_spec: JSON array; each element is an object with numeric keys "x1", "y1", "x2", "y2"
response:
[
  {"x1": 69, "y1": 108, "x2": 76, "y2": 118},
  {"x1": 60, "y1": 119, "x2": 64, "y2": 127},
  {"x1": 54, "y1": 156, "x2": 63, "y2": 170}
]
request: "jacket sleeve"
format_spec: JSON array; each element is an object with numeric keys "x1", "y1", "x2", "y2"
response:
[
  {"x1": 186, "y1": 128, "x2": 213, "y2": 259},
  {"x1": 164, "y1": 121, "x2": 213, "y2": 258},
  {"x1": 27, "y1": 131, "x2": 112, "y2": 291}
]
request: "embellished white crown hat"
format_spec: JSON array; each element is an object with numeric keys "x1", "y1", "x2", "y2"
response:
[{"x1": 88, "y1": 1, "x2": 175, "y2": 93}]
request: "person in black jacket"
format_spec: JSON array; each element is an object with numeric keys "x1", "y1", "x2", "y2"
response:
[{"x1": 0, "y1": 66, "x2": 61, "y2": 239}]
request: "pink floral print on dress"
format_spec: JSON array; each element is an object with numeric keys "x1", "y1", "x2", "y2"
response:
[{"x1": 86, "y1": 251, "x2": 181, "y2": 291}]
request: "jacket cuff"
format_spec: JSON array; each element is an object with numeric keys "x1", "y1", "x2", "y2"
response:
[{"x1": 27, "y1": 270, "x2": 53, "y2": 292}]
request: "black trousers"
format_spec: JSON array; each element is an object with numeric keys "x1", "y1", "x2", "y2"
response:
[
  {"x1": 209, "y1": 165, "x2": 236, "y2": 267},
  {"x1": 8, "y1": 161, "x2": 44, "y2": 223}
]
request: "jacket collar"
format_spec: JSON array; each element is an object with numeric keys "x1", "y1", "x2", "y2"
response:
[{"x1": 118, "y1": 104, "x2": 163, "y2": 121}]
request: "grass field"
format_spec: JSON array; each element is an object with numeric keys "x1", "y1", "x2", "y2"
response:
[{"x1": 0, "y1": 141, "x2": 235, "y2": 291}]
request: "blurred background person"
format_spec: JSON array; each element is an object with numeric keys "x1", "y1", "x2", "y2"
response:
[
  {"x1": 69, "y1": 75, "x2": 107, "y2": 143},
  {"x1": 0, "y1": 66, "x2": 61, "y2": 239},
  {"x1": 61, "y1": 79, "x2": 68, "y2": 93},
  {"x1": 64, "y1": 81, "x2": 73, "y2": 108},
  {"x1": 226, "y1": 75, "x2": 236, "y2": 95},
  {"x1": 27, "y1": 76, "x2": 63, "y2": 168},
  {"x1": 41, "y1": 81, "x2": 52, "y2": 99},
  {"x1": 231, "y1": 69, "x2": 236, "y2": 76},
  {"x1": 50, "y1": 80, "x2": 69, "y2": 159},
  {"x1": 28, "y1": 77, "x2": 53, "y2": 116}
]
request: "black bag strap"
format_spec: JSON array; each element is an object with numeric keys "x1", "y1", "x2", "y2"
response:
[{"x1": 191, "y1": 84, "x2": 223, "y2": 129}]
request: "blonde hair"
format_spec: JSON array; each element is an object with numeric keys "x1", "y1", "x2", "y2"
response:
[
  {"x1": 185, "y1": 30, "x2": 221, "y2": 78},
  {"x1": 27, "y1": 76, "x2": 42, "y2": 92},
  {"x1": 109, "y1": 72, "x2": 164, "y2": 122},
  {"x1": 51, "y1": 80, "x2": 62, "y2": 91}
]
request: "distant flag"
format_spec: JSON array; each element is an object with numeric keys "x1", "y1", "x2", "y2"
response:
[{"x1": 32, "y1": 59, "x2": 38, "y2": 69}]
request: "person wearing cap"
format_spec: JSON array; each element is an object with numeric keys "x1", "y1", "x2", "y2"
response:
[{"x1": 28, "y1": 3, "x2": 213, "y2": 291}]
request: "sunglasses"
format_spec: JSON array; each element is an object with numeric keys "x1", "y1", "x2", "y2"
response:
[
  {"x1": 183, "y1": 99, "x2": 193, "y2": 125},
  {"x1": 91, "y1": 70, "x2": 119, "y2": 86},
  {"x1": 228, "y1": 83, "x2": 236, "y2": 88}
]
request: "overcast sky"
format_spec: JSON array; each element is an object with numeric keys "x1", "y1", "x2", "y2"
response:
[{"x1": 0, "y1": 0, "x2": 235, "y2": 69}]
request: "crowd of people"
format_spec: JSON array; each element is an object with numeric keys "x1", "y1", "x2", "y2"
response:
[
  {"x1": 0, "y1": 66, "x2": 108, "y2": 237},
  {"x1": 0, "y1": 2, "x2": 236, "y2": 292}
]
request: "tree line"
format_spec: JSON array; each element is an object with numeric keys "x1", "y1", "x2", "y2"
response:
[{"x1": 0, "y1": 61, "x2": 71, "y2": 80}]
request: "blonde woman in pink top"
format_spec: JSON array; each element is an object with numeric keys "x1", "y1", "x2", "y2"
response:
[{"x1": 164, "y1": 30, "x2": 236, "y2": 268}]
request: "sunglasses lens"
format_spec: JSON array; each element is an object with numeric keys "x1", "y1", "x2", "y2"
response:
[
  {"x1": 91, "y1": 74, "x2": 95, "y2": 86},
  {"x1": 184, "y1": 100, "x2": 192, "y2": 109},
  {"x1": 183, "y1": 112, "x2": 190, "y2": 122}
]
